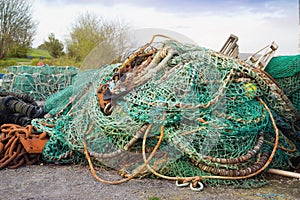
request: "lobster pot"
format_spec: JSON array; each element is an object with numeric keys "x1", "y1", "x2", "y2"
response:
[
  {"x1": 13, "y1": 73, "x2": 35, "y2": 93},
  {"x1": 2, "y1": 65, "x2": 78, "y2": 101}
]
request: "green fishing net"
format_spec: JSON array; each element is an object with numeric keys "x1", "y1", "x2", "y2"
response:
[
  {"x1": 265, "y1": 55, "x2": 300, "y2": 113},
  {"x1": 5, "y1": 39, "x2": 298, "y2": 188},
  {"x1": 1, "y1": 65, "x2": 78, "y2": 101}
]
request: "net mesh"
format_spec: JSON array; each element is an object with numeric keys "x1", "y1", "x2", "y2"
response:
[
  {"x1": 265, "y1": 55, "x2": 300, "y2": 113},
  {"x1": 7, "y1": 39, "x2": 298, "y2": 188},
  {"x1": 1, "y1": 65, "x2": 78, "y2": 101}
]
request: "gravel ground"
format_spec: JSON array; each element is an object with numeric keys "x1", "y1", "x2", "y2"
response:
[{"x1": 0, "y1": 164, "x2": 299, "y2": 200}]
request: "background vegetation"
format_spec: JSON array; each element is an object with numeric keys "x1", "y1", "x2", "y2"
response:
[{"x1": 0, "y1": 0, "x2": 131, "y2": 74}]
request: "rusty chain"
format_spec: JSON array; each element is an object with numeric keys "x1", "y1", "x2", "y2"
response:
[{"x1": 0, "y1": 124, "x2": 49, "y2": 170}]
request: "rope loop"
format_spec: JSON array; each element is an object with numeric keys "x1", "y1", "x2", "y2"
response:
[{"x1": 190, "y1": 181, "x2": 204, "y2": 191}]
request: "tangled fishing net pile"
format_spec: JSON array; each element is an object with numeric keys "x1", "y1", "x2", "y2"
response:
[{"x1": 3, "y1": 36, "x2": 300, "y2": 189}]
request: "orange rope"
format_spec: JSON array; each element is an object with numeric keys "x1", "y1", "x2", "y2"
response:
[
  {"x1": 84, "y1": 97, "x2": 279, "y2": 184},
  {"x1": 83, "y1": 123, "x2": 164, "y2": 184},
  {"x1": 141, "y1": 97, "x2": 279, "y2": 181}
]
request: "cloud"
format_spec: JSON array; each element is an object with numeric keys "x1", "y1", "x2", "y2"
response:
[
  {"x1": 39, "y1": 0, "x2": 294, "y2": 17},
  {"x1": 32, "y1": 0, "x2": 298, "y2": 55}
]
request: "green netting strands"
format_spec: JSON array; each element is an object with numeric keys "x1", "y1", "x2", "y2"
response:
[
  {"x1": 265, "y1": 55, "x2": 300, "y2": 78},
  {"x1": 265, "y1": 55, "x2": 300, "y2": 113},
  {"x1": 1, "y1": 65, "x2": 78, "y2": 101},
  {"x1": 291, "y1": 89, "x2": 300, "y2": 112},
  {"x1": 33, "y1": 40, "x2": 299, "y2": 188}
]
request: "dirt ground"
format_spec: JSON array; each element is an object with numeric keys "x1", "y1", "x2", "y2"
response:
[{"x1": 0, "y1": 164, "x2": 299, "y2": 200}]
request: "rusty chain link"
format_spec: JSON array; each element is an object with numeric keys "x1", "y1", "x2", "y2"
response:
[{"x1": 0, "y1": 124, "x2": 49, "y2": 169}]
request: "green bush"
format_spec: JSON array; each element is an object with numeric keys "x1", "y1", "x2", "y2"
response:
[
  {"x1": 51, "y1": 56, "x2": 81, "y2": 67},
  {"x1": 0, "y1": 59, "x2": 17, "y2": 68}
]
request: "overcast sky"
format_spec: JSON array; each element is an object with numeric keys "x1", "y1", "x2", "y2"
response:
[{"x1": 32, "y1": 0, "x2": 299, "y2": 55}]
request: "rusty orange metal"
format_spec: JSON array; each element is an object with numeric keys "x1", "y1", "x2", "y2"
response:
[{"x1": 19, "y1": 135, "x2": 48, "y2": 154}]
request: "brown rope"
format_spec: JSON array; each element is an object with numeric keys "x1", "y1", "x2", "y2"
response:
[
  {"x1": 84, "y1": 97, "x2": 278, "y2": 184},
  {"x1": 83, "y1": 123, "x2": 165, "y2": 185},
  {"x1": 140, "y1": 97, "x2": 279, "y2": 182}
]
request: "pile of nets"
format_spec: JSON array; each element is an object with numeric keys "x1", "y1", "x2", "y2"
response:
[
  {"x1": 25, "y1": 38, "x2": 300, "y2": 188},
  {"x1": 1, "y1": 65, "x2": 78, "y2": 101},
  {"x1": 265, "y1": 55, "x2": 300, "y2": 114}
]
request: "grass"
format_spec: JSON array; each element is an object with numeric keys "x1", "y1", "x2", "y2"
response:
[
  {"x1": 5, "y1": 57, "x2": 31, "y2": 62},
  {"x1": 28, "y1": 48, "x2": 51, "y2": 59},
  {"x1": 3, "y1": 57, "x2": 32, "y2": 66},
  {"x1": 148, "y1": 197, "x2": 160, "y2": 200},
  {"x1": 0, "y1": 48, "x2": 52, "y2": 70}
]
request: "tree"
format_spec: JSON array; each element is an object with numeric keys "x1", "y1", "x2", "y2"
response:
[
  {"x1": 0, "y1": 0, "x2": 37, "y2": 58},
  {"x1": 65, "y1": 12, "x2": 130, "y2": 66},
  {"x1": 39, "y1": 33, "x2": 64, "y2": 58}
]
